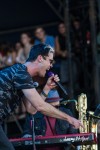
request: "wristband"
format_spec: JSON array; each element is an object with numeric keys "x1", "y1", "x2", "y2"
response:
[{"x1": 42, "y1": 90, "x2": 48, "y2": 98}]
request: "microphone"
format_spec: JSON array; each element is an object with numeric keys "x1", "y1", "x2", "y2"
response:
[
  {"x1": 94, "y1": 104, "x2": 100, "y2": 116},
  {"x1": 48, "y1": 72, "x2": 68, "y2": 96},
  {"x1": 33, "y1": 82, "x2": 39, "y2": 88}
]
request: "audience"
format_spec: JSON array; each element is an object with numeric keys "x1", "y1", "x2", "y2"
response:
[
  {"x1": 34, "y1": 27, "x2": 55, "y2": 48},
  {"x1": 5, "y1": 44, "x2": 16, "y2": 66},
  {"x1": 55, "y1": 22, "x2": 78, "y2": 96},
  {"x1": 71, "y1": 19, "x2": 84, "y2": 61},
  {"x1": 0, "y1": 43, "x2": 16, "y2": 67},
  {"x1": 55, "y1": 22, "x2": 67, "y2": 58},
  {"x1": 16, "y1": 32, "x2": 33, "y2": 63}
]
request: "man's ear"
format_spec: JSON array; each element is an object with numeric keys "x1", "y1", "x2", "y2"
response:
[{"x1": 37, "y1": 55, "x2": 43, "y2": 63}]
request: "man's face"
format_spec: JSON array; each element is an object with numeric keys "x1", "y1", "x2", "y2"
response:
[
  {"x1": 35, "y1": 28, "x2": 45, "y2": 40},
  {"x1": 38, "y1": 52, "x2": 54, "y2": 77}
]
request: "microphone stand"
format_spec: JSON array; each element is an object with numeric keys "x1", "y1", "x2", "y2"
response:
[
  {"x1": 31, "y1": 82, "x2": 38, "y2": 150},
  {"x1": 31, "y1": 115, "x2": 36, "y2": 150}
]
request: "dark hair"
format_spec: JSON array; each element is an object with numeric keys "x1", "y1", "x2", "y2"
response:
[
  {"x1": 21, "y1": 32, "x2": 31, "y2": 38},
  {"x1": 20, "y1": 32, "x2": 34, "y2": 45},
  {"x1": 58, "y1": 21, "x2": 64, "y2": 25},
  {"x1": 26, "y1": 43, "x2": 54, "y2": 62},
  {"x1": 33, "y1": 27, "x2": 44, "y2": 34}
]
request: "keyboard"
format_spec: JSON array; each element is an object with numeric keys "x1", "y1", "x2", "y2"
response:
[{"x1": 10, "y1": 133, "x2": 97, "y2": 147}]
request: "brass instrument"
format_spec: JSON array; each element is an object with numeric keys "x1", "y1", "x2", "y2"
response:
[
  {"x1": 77, "y1": 93, "x2": 88, "y2": 150},
  {"x1": 77, "y1": 93, "x2": 98, "y2": 150},
  {"x1": 88, "y1": 111, "x2": 98, "y2": 150},
  {"x1": 61, "y1": 94, "x2": 98, "y2": 149},
  {"x1": 78, "y1": 93, "x2": 88, "y2": 133}
]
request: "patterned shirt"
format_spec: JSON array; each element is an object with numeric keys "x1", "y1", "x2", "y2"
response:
[{"x1": 0, "y1": 63, "x2": 34, "y2": 120}]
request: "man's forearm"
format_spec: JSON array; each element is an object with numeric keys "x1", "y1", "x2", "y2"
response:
[
  {"x1": 24, "y1": 88, "x2": 70, "y2": 121},
  {"x1": 23, "y1": 88, "x2": 82, "y2": 129},
  {"x1": 38, "y1": 101, "x2": 70, "y2": 122}
]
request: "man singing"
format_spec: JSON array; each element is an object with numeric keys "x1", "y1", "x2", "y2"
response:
[{"x1": 0, "y1": 43, "x2": 83, "y2": 150}]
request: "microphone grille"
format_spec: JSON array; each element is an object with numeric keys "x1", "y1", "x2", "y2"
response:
[{"x1": 48, "y1": 71, "x2": 54, "y2": 77}]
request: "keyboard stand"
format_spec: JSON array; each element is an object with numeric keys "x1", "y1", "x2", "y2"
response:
[{"x1": 31, "y1": 115, "x2": 36, "y2": 150}]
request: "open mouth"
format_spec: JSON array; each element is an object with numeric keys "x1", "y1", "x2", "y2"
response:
[{"x1": 47, "y1": 67, "x2": 50, "y2": 71}]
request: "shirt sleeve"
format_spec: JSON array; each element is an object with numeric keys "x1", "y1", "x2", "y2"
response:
[{"x1": 13, "y1": 70, "x2": 35, "y2": 89}]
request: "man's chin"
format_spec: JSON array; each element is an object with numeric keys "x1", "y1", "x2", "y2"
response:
[
  {"x1": 39, "y1": 72, "x2": 46, "y2": 78},
  {"x1": 43, "y1": 72, "x2": 46, "y2": 77}
]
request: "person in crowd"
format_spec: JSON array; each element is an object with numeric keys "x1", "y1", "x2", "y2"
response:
[
  {"x1": 15, "y1": 42, "x2": 23, "y2": 53},
  {"x1": 0, "y1": 43, "x2": 17, "y2": 68},
  {"x1": 0, "y1": 43, "x2": 83, "y2": 150},
  {"x1": 16, "y1": 32, "x2": 33, "y2": 63},
  {"x1": 15, "y1": 42, "x2": 23, "y2": 63},
  {"x1": 34, "y1": 27, "x2": 55, "y2": 48},
  {"x1": 4, "y1": 44, "x2": 16, "y2": 66},
  {"x1": 55, "y1": 22, "x2": 67, "y2": 58},
  {"x1": 0, "y1": 43, "x2": 6, "y2": 68},
  {"x1": 55, "y1": 22, "x2": 68, "y2": 84},
  {"x1": 23, "y1": 89, "x2": 77, "y2": 150},
  {"x1": 71, "y1": 19, "x2": 84, "y2": 61},
  {"x1": 72, "y1": 18, "x2": 93, "y2": 94},
  {"x1": 55, "y1": 22, "x2": 78, "y2": 95}
]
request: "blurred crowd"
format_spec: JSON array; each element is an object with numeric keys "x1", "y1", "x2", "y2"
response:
[
  {"x1": 0, "y1": 18, "x2": 91, "y2": 66},
  {"x1": 0, "y1": 20, "x2": 88, "y2": 66},
  {"x1": 0, "y1": 18, "x2": 92, "y2": 97}
]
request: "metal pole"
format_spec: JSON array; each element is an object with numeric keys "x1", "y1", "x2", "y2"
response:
[
  {"x1": 0, "y1": 22, "x2": 59, "y2": 35},
  {"x1": 44, "y1": 0, "x2": 64, "y2": 21},
  {"x1": 64, "y1": 0, "x2": 74, "y2": 98},
  {"x1": 89, "y1": 0, "x2": 100, "y2": 105}
]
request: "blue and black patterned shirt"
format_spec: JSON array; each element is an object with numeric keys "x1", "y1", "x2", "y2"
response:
[{"x1": 0, "y1": 63, "x2": 34, "y2": 120}]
